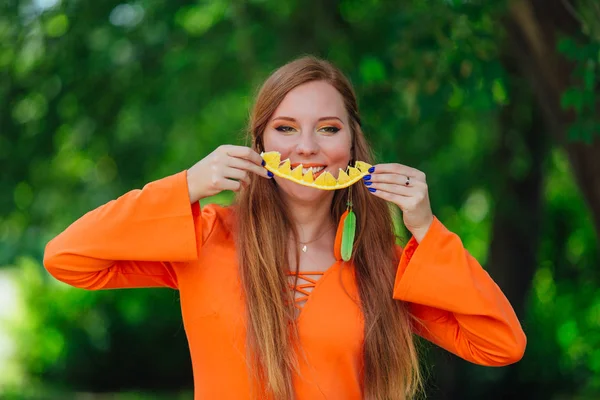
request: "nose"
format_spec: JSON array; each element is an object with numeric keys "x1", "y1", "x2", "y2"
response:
[{"x1": 295, "y1": 131, "x2": 319, "y2": 156}]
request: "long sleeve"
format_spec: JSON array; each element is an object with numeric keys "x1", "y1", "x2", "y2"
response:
[
  {"x1": 393, "y1": 217, "x2": 527, "y2": 366},
  {"x1": 43, "y1": 170, "x2": 214, "y2": 290}
]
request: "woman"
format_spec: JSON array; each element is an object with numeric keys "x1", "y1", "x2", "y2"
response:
[{"x1": 44, "y1": 56, "x2": 526, "y2": 400}]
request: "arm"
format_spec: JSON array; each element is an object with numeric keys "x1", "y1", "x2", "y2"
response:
[
  {"x1": 43, "y1": 170, "x2": 214, "y2": 290},
  {"x1": 393, "y1": 217, "x2": 527, "y2": 366},
  {"x1": 44, "y1": 144, "x2": 269, "y2": 291}
]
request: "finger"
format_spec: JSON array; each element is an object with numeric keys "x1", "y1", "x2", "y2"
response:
[
  {"x1": 367, "y1": 173, "x2": 424, "y2": 187},
  {"x1": 365, "y1": 185, "x2": 407, "y2": 205},
  {"x1": 218, "y1": 178, "x2": 242, "y2": 192},
  {"x1": 238, "y1": 173, "x2": 251, "y2": 188},
  {"x1": 223, "y1": 167, "x2": 249, "y2": 183},
  {"x1": 222, "y1": 145, "x2": 264, "y2": 166},
  {"x1": 223, "y1": 167, "x2": 256, "y2": 189},
  {"x1": 227, "y1": 156, "x2": 271, "y2": 179},
  {"x1": 364, "y1": 181, "x2": 418, "y2": 197},
  {"x1": 370, "y1": 163, "x2": 426, "y2": 182},
  {"x1": 366, "y1": 183, "x2": 427, "y2": 209},
  {"x1": 365, "y1": 186, "x2": 421, "y2": 212}
]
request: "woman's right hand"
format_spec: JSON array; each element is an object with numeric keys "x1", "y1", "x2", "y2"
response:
[{"x1": 186, "y1": 145, "x2": 272, "y2": 203}]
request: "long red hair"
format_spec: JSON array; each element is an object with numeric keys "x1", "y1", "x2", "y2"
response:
[{"x1": 234, "y1": 56, "x2": 422, "y2": 399}]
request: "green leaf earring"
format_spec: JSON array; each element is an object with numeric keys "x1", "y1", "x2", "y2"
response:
[{"x1": 341, "y1": 186, "x2": 356, "y2": 262}]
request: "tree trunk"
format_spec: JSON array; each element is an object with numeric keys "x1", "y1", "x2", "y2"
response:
[
  {"x1": 481, "y1": 72, "x2": 550, "y2": 398},
  {"x1": 506, "y1": 0, "x2": 600, "y2": 240},
  {"x1": 427, "y1": 72, "x2": 550, "y2": 400},
  {"x1": 487, "y1": 64, "x2": 549, "y2": 319}
]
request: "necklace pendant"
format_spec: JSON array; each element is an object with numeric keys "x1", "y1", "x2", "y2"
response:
[{"x1": 302, "y1": 245, "x2": 307, "y2": 253}]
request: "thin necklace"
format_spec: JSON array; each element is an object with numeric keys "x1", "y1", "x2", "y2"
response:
[{"x1": 298, "y1": 225, "x2": 335, "y2": 253}]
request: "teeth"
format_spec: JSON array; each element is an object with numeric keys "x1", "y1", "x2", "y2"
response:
[{"x1": 302, "y1": 166, "x2": 325, "y2": 174}]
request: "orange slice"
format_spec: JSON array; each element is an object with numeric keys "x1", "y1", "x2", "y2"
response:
[{"x1": 260, "y1": 151, "x2": 372, "y2": 190}]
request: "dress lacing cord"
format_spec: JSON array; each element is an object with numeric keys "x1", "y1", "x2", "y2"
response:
[{"x1": 287, "y1": 271, "x2": 325, "y2": 310}]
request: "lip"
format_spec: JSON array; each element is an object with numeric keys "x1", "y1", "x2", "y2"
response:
[
  {"x1": 290, "y1": 163, "x2": 327, "y2": 168},
  {"x1": 313, "y1": 169, "x2": 326, "y2": 178}
]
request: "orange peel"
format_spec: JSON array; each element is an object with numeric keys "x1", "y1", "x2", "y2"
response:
[{"x1": 260, "y1": 151, "x2": 372, "y2": 191}]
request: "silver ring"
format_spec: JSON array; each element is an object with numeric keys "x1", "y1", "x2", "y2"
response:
[{"x1": 405, "y1": 176, "x2": 411, "y2": 186}]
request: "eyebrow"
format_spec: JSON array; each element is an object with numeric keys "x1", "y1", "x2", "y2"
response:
[{"x1": 272, "y1": 116, "x2": 344, "y2": 123}]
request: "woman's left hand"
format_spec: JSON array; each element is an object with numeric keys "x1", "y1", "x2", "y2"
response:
[{"x1": 363, "y1": 164, "x2": 434, "y2": 243}]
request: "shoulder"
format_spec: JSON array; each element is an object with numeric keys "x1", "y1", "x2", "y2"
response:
[
  {"x1": 195, "y1": 202, "x2": 236, "y2": 240},
  {"x1": 198, "y1": 202, "x2": 234, "y2": 217},
  {"x1": 197, "y1": 202, "x2": 235, "y2": 224}
]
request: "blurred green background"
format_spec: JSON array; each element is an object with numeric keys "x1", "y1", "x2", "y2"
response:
[{"x1": 1, "y1": 0, "x2": 600, "y2": 398}]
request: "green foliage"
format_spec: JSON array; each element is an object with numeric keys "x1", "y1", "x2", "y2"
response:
[
  {"x1": 525, "y1": 149, "x2": 600, "y2": 397},
  {"x1": 558, "y1": 37, "x2": 600, "y2": 143},
  {"x1": 8, "y1": 256, "x2": 192, "y2": 393},
  {"x1": 0, "y1": 0, "x2": 598, "y2": 398}
]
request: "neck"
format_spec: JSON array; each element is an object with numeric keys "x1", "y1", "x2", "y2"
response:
[{"x1": 284, "y1": 193, "x2": 335, "y2": 243}]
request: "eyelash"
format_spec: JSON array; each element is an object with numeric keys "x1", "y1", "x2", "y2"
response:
[
  {"x1": 274, "y1": 125, "x2": 340, "y2": 134},
  {"x1": 320, "y1": 126, "x2": 340, "y2": 133},
  {"x1": 275, "y1": 125, "x2": 295, "y2": 133}
]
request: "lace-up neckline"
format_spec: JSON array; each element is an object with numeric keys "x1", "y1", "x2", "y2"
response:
[{"x1": 287, "y1": 270, "x2": 326, "y2": 311}]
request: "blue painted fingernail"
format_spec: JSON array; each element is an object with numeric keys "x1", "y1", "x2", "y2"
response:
[
  {"x1": 363, "y1": 175, "x2": 371, "y2": 181},
  {"x1": 368, "y1": 187, "x2": 377, "y2": 193},
  {"x1": 267, "y1": 171, "x2": 273, "y2": 178},
  {"x1": 261, "y1": 160, "x2": 266, "y2": 166},
  {"x1": 364, "y1": 181, "x2": 372, "y2": 186},
  {"x1": 368, "y1": 166, "x2": 375, "y2": 173}
]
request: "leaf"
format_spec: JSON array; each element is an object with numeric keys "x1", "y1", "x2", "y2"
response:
[
  {"x1": 175, "y1": 2, "x2": 227, "y2": 37},
  {"x1": 359, "y1": 56, "x2": 387, "y2": 84},
  {"x1": 561, "y1": 88, "x2": 584, "y2": 112},
  {"x1": 557, "y1": 37, "x2": 579, "y2": 60},
  {"x1": 584, "y1": 62, "x2": 596, "y2": 91},
  {"x1": 567, "y1": 124, "x2": 582, "y2": 142},
  {"x1": 45, "y1": 14, "x2": 69, "y2": 38},
  {"x1": 341, "y1": 210, "x2": 356, "y2": 262}
]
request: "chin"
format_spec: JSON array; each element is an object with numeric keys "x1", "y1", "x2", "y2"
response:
[{"x1": 277, "y1": 180, "x2": 330, "y2": 204}]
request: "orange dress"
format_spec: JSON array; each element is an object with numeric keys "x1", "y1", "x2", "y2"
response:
[{"x1": 43, "y1": 170, "x2": 526, "y2": 399}]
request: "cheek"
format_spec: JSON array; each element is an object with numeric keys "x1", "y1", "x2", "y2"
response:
[
  {"x1": 327, "y1": 144, "x2": 352, "y2": 165},
  {"x1": 262, "y1": 131, "x2": 274, "y2": 150},
  {"x1": 263, "y1": 131, "x2": 291, "y2": 154}
]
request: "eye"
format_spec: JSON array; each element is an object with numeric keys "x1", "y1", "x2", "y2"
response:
[
  {"x1": 319, "y1": 126, "x2": 340, "y2": 134},
  {"x1": 275, "y1": 125, "x2": 296, "y2": 133}
]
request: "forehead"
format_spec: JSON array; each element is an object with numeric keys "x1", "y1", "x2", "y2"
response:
[{"x1": 273, "y1": 80, "x2": 347, "y2": 120}]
